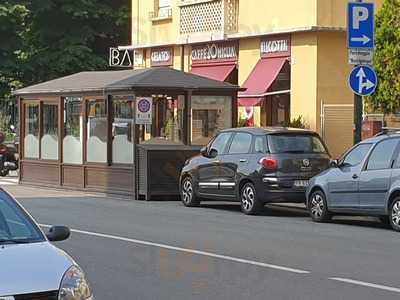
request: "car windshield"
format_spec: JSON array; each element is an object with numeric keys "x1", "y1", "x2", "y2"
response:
[
  {"x1": 0, "y1": 190, "x2": 44, "y2": 244},
  {"x1": 268, "y1": 133, "x2": 328, "y2": 154}
]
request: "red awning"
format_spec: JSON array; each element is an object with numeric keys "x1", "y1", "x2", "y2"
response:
[
  {"x1": 191, "y1": 64, "x2": 236, "y2": 82},
  {"x1": 238, "y1": 57, "x2": 288, "y2": 106}
]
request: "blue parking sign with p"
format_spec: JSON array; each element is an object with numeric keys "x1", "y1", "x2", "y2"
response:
[{"x1": 348, "y1": 2, "x2": 374, "y2": 49}]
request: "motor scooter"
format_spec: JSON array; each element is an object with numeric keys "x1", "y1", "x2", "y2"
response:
[{"x1": 0, "y1": 127, "x2": 19, "y2": 177}]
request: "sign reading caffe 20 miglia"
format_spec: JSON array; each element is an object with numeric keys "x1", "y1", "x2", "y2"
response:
[
  {"x1": 261, "y1": 35, "x2": 291, "y2": 58},
  {"x1": 191, "y1": 42, "x2": 238, "y2": 65}
]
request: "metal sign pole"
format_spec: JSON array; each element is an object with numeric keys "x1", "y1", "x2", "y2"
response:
[
  {"x1": 354, "y1": 93, "x2": 363, "y2": 144},
  {"x1": 353, "y1": 0, "x2": 363, "y2": 144},
  {"x1": 132, "y1": 92, "x2": 137, "y2": 201}
]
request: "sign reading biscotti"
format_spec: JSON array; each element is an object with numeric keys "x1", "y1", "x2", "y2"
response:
[
  {"x1": 151, "y1": 47, "x2": 174, "y2": 67},
  {"x1": 191, "y1": 42, "x2": 238, "y2": 65},
  {"x1": 260, "y1": 35, "x2": 291, "y2": 58}
]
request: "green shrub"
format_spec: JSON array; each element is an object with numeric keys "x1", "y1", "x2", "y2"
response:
[{"x1": 282, "y1": 116, "x2": 307, "y2": 129}]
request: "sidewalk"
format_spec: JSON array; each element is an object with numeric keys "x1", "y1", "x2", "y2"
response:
[{"x1": 0, "y1": 172, "x2": 18, "y2": 186}]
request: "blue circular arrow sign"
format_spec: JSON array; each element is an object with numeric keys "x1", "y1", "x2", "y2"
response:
[{"x1": 349, "y1": 65, "x2": 378, "y2": 96}]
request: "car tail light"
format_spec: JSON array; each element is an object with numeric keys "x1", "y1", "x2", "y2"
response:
[
  {"x1": 259, "y1": 157, "x2": 278, "y2": 171},
  {"x1": 0, "y1": 146, "x2": 7, "y2": 154}
]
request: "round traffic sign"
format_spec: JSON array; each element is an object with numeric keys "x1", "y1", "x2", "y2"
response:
[
  {"x1": 349, "y1": 65, "x2": 377, "y2": 96},
  {"x1": 137, "y1": 98, "x2": 151, "y2": 113}
]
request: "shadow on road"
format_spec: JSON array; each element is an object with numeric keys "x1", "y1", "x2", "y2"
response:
[
  {"x1": 197, "y1": 202, "x2": 392, "y2": 231},
  {"x1": 199, "y1": 202, "x2": 309, "y2": 218},
  {"x1": 331, "y1": 217, "x2": 390, "y2": 230}
]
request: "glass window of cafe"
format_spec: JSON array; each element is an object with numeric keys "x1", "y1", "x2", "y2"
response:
[
  {"x1": 139, "y1": 95, "x2": 232, "y2": 146},
  {"x1": 63, "y1": 96, "x2": 134, "y2": 165},
  {"x1": 22, "y1": 94, "x2": 233, "y2": 163},
  {"x1": 86, "y1": 99, "x2": 107, "y2": 163},
  {"x1": 23, "y1": 101, "x2": 59, "y2": 160},
  {"x1": 24, "y1": 103, "x2": 40, "y2": 159},
  {"x1": 112, "y1": 96, "x2": 134, "y2": 164},
  {"x1": 139, "y1": 95, "x2": 185, "y2": 145},
  {"x1": 41, "y1": 103, "x2": 59, "y2": 160},
  {"x1": 64, "y1": 97, "x2": 83, "y2": 164},
  {"x1": 191, "y1": 96, "x2": 232, "y2": 145},
  {"x1": 266, "y1": 61, "x2": 291, "y2": 126},
  {"x1": 239, "y1": 61, "x2": 290, "y2": 128}
]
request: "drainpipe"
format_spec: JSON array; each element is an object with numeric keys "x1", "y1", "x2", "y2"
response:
[{"x1": 181, "y1": 45, "x2": 185, "y2": 71}]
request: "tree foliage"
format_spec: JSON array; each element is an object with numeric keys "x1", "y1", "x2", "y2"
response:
[
  {"x1": 0, "y1": 1, "x2": 28, "y2": 98},
  {"x1": 0, "y1": 0, "x2": 129, "y2": 99},
  {"x1": 368, "y1": 0, "x2": 400, "y2": 113}
]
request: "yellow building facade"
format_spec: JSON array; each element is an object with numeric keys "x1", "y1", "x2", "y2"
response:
[{"x1": 130, "y1": 0, "x2": 382, "y2": 158}]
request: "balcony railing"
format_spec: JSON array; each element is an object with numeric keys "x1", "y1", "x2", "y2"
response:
[
  {"x1": 149, "y1": 6, "x2": 173, "y2": 21},
  {"x1": 179, "y1": 0, "x2": 238, "y2": 38}
]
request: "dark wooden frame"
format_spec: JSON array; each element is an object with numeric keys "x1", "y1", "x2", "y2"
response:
[{"x1": 18, "y1": 88, "x2": 238, "y2": 197}]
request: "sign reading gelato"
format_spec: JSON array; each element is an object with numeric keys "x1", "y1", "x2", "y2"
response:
[{"x1": 151, "y1": 47, "x2": 173, "y2": 66}]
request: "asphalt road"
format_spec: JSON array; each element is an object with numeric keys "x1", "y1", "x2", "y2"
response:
[{"x1": 2, "y1": 181, "x2": 400, "y2": 300}]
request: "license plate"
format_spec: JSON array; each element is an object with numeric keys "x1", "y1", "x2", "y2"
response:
[{"x1": 294, "y1": 180, "x2": 309, "y2": 188}]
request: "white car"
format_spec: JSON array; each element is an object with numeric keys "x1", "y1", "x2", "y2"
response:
[{"x1": 0, "y1": 188, "x2": 93, "y2": 300}]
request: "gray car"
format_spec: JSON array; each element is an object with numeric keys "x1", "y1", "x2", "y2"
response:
[
  {"x1": 306, "y1": 131, "x2": 400, "y2": 231},
  {"x1": 181, "y1": 127, "x2": 331, "y2": 215},
  {"x1": 0, "y1": 188, "x2": 94, "y2": 299}
]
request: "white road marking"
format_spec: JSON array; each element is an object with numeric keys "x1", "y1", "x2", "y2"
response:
[
  {"x1": 40, "y1": 224, "x2": 309, "y2": 274},
  {"x1": 330, "y1": 277, "x2": 400, "y2": 294}
]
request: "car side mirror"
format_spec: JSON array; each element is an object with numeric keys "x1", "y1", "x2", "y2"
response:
[
  {"x1": 209, "y1": 148, "x2": 218, "y2": 158},
  {"x1": 200, "y1": 147, "x2": 208, "y2": 157},
  {"x1": 46, "y1": 226, "x2": 70, "y2": 242},
  {"x1": 329, "y1": 159, "x2": 339, "y2": 168}
]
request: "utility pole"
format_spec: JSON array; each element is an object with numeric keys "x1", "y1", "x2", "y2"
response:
[{"x1": 354, "y1": 88, "x2": 363, "y2": 144}]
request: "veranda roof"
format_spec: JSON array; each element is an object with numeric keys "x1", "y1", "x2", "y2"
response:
[{"x1": 13, "y1": 67, "x2": 241, "y2": 96}]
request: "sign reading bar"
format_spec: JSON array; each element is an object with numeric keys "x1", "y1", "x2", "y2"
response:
[
  {"x1": 151, "y1": 47, "x2": 173, "y2": 67},
  {"x1": 261, "y1": 35, "x2": 291, "y2": 58},
  {"x1": 191, "y1": 42, "x2": 238, "y2": 64},
  {"x1": 109, "y1": 48, "x2": 132, "y2": 68},
  {"x1": 109, "y1": 48, "x2": 145, "y2": 68},
  {"x1": 136, "y1": 97, "x2": 152, "y2": 125},
  {"x1": 348, "y1": 48, "x2": 374, "y2": 65}
]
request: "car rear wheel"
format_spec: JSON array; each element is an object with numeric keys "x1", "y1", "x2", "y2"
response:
[
  {"x1": 240, "y1": 182, "x2": 262, "y2": 215},
  {"x1": 181, "y1": 177, "x2": 200, "y2": 207},
  {"x1": 308, "y1": 190, "x2": 331, "y2": 223},
  {"x1": 389, "y1": 197, "x2": 400, "y2": 232}
]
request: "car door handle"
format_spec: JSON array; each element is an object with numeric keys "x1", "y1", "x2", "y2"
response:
[
  {"x1": 239, "y1": 159, "x2": 247, "y2": 163},
  {"x1": 352, "y1": 174, "x2": 359, "y2": 179}
]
